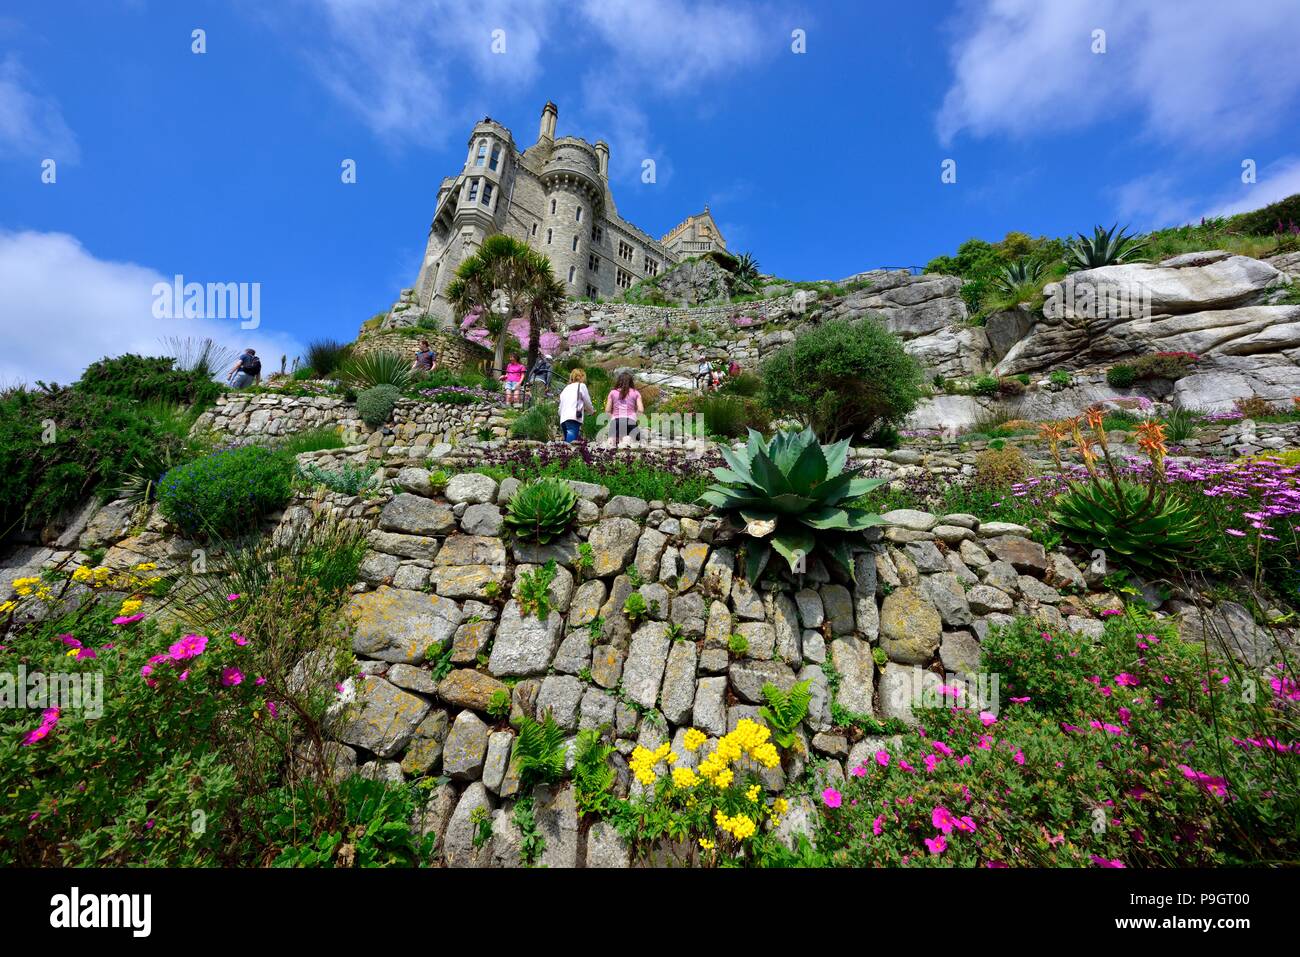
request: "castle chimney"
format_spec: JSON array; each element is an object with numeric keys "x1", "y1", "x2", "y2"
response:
[
  {"x1": 538, "y1": 101, "x2": 558, "y2": 144},
  {"x1": 595, "y1": 140, "x2": 609, "y2": 179}
]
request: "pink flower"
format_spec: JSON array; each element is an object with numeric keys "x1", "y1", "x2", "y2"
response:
[
  {"x1": 821, "y1": 788, "x2": 842, "y2": 809},
  {"x1": 1013, "y1": 749, "x2": 1025, "y2": 765},
  {"x1": 255, "y1": 676, "x2": 267, "y2": 687},
  {"x1": 113, "y1": 613, "x2": 146, "y2": 625},
  {"x1": 850, "y1": 765, "x2": 867, "y2": 778},
  {"x1": 21, "y1": 708, "x2": 60, "y2": 746},
  {"x1": 985, "y1": 860, "x2": 1007, "y2": 868},
  {"x1": 875, "y1": 750, "x2": 890, "y2": 767},
  {"x1": 978, "y1": 711, "x2": 997, "y2": 726},
  {"x1": 1090, "y1": 855, "x2": 1125, "y2": 868},
  {"x1": 231, "y1": 633, "x2": 249, "y2": 646},
  {"x1": 266, "y1": 700, "x2": 279, "y2": 719},
  {"x1": 933, "y1": 806, "x2": 958, "y2": 833},
  {"x1": 1010, "y1": 696, "x2": 1031, "y2": 704},
  {"x1": 74, "y1": 647, "x2": 97, "y2": 660},
  {"x1": 872, "y1": 815, "x2": 885, "y2": 836},
  {"x1": 226, "y1": 593, "x2": 240, "y2": 601},
  {"x1": 221, "y1": 667, "x2": 244, "y2": 687},
  {"x1": 1100, "y1": 608, "x2": 1122, "y2": 617},
  {"x1": 898, "y1": 759, "x2": 914, "y2": 773},
  {"x1": 1115, "y1": 673, "x2": 1139, "y2": 687},
  {"x1": 924, "y1": 753, "x2": 941, "y2": 773},
  {"x1": 932, "y1": 740, "x2": 953, "y2": 756},
  {"x1": 168, "y1": 633, "x2": 208, "y2": 661},
  {"x1": 178, "y1": 670, "x2": 189, "y2": 681},
  {"x1": 924, "y1": 834, "x2": 948, "y2": 855}
]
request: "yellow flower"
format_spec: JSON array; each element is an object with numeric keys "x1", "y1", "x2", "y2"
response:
[
  {"x1": 671, "y1": 767, "x2": 699, "y2": 789},
  {"x1": 72, "y1": 566, "x2": 94, "y2": 583},
  {"x1": 0, "y1": 600, "x2": 16, "y2": 614},
  {"x1": 118, "y1": 599, "x2": 143, "y2": 617},
  {"x1": 713, "y1": 768, "x2": 734, "y2": 788},
  {"x1": 773, "y1": 797, "x2": 789, "y2": 816},
  {"x1": 134, "y1": 562, "x2": 157, "y2": 572},
  {"x1": 699, "y1": 838, "x2": 715, "y2": 850},
  {"x1": 683, "y1": 728, "x2": 707, "y2": 751},
  {"x1": 746, "y1": 784, "x2": 761, "y2": 802}
]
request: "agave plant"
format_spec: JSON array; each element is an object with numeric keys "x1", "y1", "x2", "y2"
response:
[
  {"x1": 1042, "y1": 413, "x2": 1204, "y2": 571},
  {"x1": 993, "y1": 257, "x2": 1045, "y2": 294},
  {"x1": 1066, "y1": 223, "x2": 1145, "y2": 270},
  {"x1": 1051, "y1": 481, "x2": 1202, "y2": 572},
  {"x1": 503, "y1": 477, "x2": 579, "y2": 544},
  {"x1": 339, "y1": 350, "x2": 413, "y2": 390},
  {"x1": 734, "y1": 251, "x2": 760, "y2": 284},
  {"x1": 699, "y1": 427, "x2": 885, "y2": 582}
]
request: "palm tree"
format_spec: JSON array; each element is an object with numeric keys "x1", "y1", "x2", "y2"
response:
[
  {"x1": 521, "y1": 249, "x2": 568, "y2": 371},
  {"x1": 445, "y1": 234, "x2": 536, "y2": 375},
  {"x1": 735, "y1": 251, "x2": 760, "y2": 284}
]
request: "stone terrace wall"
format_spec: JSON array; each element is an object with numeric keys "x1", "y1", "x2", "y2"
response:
[
  {"x1": 193, "y1": 393, "x2": 511, "y2": 448},
  {"x1": 273, "y1": 458, "x2": 1226, "y2": 867}
]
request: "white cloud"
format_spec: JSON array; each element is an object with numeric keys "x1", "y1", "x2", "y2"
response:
[
  {"x1": 1113, "y1": 156, "x2": 1300, "y2": 230},
  {"x1": 937, "y1": 0, "x2": 1300, "y2": 148},
  {"x1": 0, "y1": 55, "x2": 78, "y2": 162},
  {"x1": 0, "y1": 230, "x2": 304, "y2": 388},
  {"x1": 259, "y1": 0, "x2": 551, "y2": 147}
]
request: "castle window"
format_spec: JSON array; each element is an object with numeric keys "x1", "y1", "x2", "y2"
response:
[
  {"x1": 592, "y1": 225, "x2": 603, "y2": 243},
  {"x1": 475, "y1": 141, "x2": 487, "y2": 166},
  {"x1": 550, "y1": 198, "x2": 557, "y2": 214},
  {"x1": 588, "y1": 254, "x2": 599, "y2": 272},
  {"x1": 546, "y1": 228, "x2": 552, "y2": 245},
  {"x1": 531, "y1": 223, "x2": 538, "y2": 236},
  {"x1": 575, "y1": 206, "x2": 583, "y2": 223},
  {"x1": 585, "y1": 284, "x2": 598, "y2": 299},
  {"x1": 571, "y1": 235, "x2": 579, "y2": 252},
  {"x1": 618, "y1": 240, "x2": 634, "y2": 261},
  {"x1": 568, "y1": 266, "x2": 576, "y2": 284},
  {"x1": 644, "y1": 257, "x2": 658, "y2": 276},
  {"x1": 467, "y1": 179, "x2": 479, "y2": 203},
  {"x1": 481, "y1": 182, "x2": 494, "y2": 206},
  {"x1": 616, "y1": 268, "x2": 632, "y2": 290},
  {"x1": 489, "y1": 146, "x2": 500, "y2": 171}
]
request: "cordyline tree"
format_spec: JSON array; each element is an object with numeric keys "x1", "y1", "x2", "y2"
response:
[{"x1": 445, "y1": 234, "x2": 568, "y2": 375}]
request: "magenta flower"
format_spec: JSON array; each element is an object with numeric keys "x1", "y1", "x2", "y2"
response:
[
  {"x1": 1100, "y1": 608, "x2": 1122, "y2": 617},
  {"x1": 932, "y1": 806, "x2": 958, "y2": 834},
  {"x1": 1115, "y1": 673, "x2": 1139, "y2": 687},
  {"x1": 924, "y1": 834, "x2": 947, "y2": 855},
  {"x1": 872, "y1": 814, "x2": 885, "y2": 836},
  {"x1": 74, "y1": 647, "x2": 97, "y2": 660},
  {"x1": 978, "y1": 711, "x2": 997, "y2": 726},
  {"x1": 821, "y1": 788, "x2": 842, "y2": 809},
  {"x1": 850, "y1": 765, "x2": 867, "y2": 778},
  {"x1": 113, "y1": 613, "x2": 146, "y2": 625},
  {"x1": 1090, "y1": 855, "x2": 1125, "y2": 868},
  {"x1": 221, "y1": 667, "x2": 244, "y2": 687},
  {"x1": 875, "y1": 750, "x2": 890, "y2": 767},
  {"x1": 231, "y1": 633, "x2": 249, "y2": 646},
  {"x1": 168, "y1": 633, "x2": 208, "y2": 661},
  {"x1": 226, "y1": 593, "x2": 240, "y2": 601}
]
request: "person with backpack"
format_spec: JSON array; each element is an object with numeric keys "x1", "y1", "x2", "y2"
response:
[
  {"x1": 228, "y1": 348, "x2": 261, "y2": 389},
  {"x1": 557, "y1": 368, "x2": 594, "y2": 443}
]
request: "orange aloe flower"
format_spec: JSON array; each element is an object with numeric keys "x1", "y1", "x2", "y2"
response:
[{"x1": 1135, "y1": 420, "x2": 1168, "y2": 461}]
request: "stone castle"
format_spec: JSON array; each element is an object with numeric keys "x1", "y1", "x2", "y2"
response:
[{"x1": 408, "y1": 102, "x2": 723, "y2": 320}]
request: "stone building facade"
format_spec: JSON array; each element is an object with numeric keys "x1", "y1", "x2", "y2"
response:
[
  {"x1": 407, "y1": 102, "x2": 683, "y2": 322},
  {"x1": 660, "y1": 206, "x2": 727, "y2": 257}
]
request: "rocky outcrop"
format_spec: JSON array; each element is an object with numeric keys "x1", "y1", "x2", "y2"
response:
[{"x1": 996, "y1": 254, "x2": 1291, "y2": 376}]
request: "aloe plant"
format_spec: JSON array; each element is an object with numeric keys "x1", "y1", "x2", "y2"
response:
[
  {"x1": 699, "y1": 427, "x2": 885, "y2": 582},
  {"x1": 503, "y1": 477, "x2": 578, "y2": 544},
  {"x1": 1066, "y1": 224, "x2": 1145, "y2": 270},
  {"x1": 1051, "y1": 481, "x2": 1202, "y2": 572},
  {"x1": 993, "y1": 258, "x2": 1045, "y2": 294}
]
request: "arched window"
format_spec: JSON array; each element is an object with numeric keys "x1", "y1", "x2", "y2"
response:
[
  {"x1": 475, "y1": 141, "x2": 488, "y2": 166},
  {"x1": 550, "y1": 198, "x2": 557, "y2": 215},
  {"x1": 575, "y1": 206, "x2": 583, "y2": 223},
  {"x1": 568, "y1": 266, "x2": 576, "y2": 283},
  {"x1": 571, "y1": 235, "x2": 578, "y2": 252},
  {"x1": 546, "y1": 228, "x2": 552, "y2": 245}
]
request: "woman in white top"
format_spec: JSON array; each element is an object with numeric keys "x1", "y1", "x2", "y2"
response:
[{"x1": 558, "y1": 368, "x2": 595, "y2": 443}]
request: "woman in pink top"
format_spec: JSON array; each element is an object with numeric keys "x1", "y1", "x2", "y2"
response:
[
  {"x1": 604, "y1": 371, "x2": 643, "y2": 446},
  {"x1": 501, "y1": 354, "x2": 527, "y2": 406}
]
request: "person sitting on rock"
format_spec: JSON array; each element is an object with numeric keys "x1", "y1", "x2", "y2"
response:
[{"x1": 411, "y1": 339, "x2": 438, "y2": 374}]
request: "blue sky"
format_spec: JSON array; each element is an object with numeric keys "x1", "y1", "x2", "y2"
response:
[{"x1": 2, "y1": 0, "x2": 1299, "y2": 384}]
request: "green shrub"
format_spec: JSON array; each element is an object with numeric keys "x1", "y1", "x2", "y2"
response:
[
  {"x1": 761, "y1": 318, "x2": 923, "y2": 442},
  {"x1": 502, "y1": 477, "x2": 578, "y2": 544},
  {"x1": 265, "y1": 777, "x2": 432, "y2": 867},
  {"x1": 972, "y1": 445, "x2": 1031, "y2": 491},
  {"x1": 77, "y1": 353, "x2": 222, "y2": 408},
  {"x1": 1233, "y1": 191, "x2": 1300, "y2": 236},
  {"x1": 297, "y1": 461, "x2": 377, "y2": 495},
  {"x1": 718, "y1": 372, "x2": 763, "y2": 398},
  {"x1": 340, "y1": 351, "x2": 413, "y2": 390},
  {"x1": 157, "y1": 445, "x2": 293, "y2": 537},
  {"x1": 515, "y1": 561, "x2": 558, "y2": 619},
  {"x1": 1105, "y1": 363, "x2": 1137, "y2": 388},
  {"x1": 305, "y1": 339, "x2": 352, "y2": 377},
  {"x1": 357, "y1": 385, "x2": 400, "y2": 428},
  {"x1": 700, "y1": 394, "x2": 769, "y2": 438},
  {"x1": 971, "y1": 375, "x2": 1000, "y2": 396},
  {"x1": 277, "y1": 427, "x2": 346, "y2": 456},
  {"x1": 510, "y1": 401, "x2": 557, "y2": 441},
  {"x1": 511, "y1": 714, "x2": 568, "y2": 790},
  {"x1": 1129, "y1": 352, "x2": 1197, "y2": 380},
  {"x1": 758, "y1": 679, "x2": 812, "y2": 750},
  {"x1": 1049, "y1": 370, "x2": 1072, "y2": 387},
  {"x1": 700, "y1": 427, "x2": 885, "y2": 581}
]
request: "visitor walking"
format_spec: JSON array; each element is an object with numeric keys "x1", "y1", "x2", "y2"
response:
[
  {"x1": 527, "y1": 353, "x2": 554, "y2": 400},
  {"x1": 605, "y1": 371, "x2": 643, "y2": 447},
  {"x1": 227, "y1": 348, "x2": 261, "y2": 389},
  {"x1": 727, "y1": 359, "x2": 741, "y2": 379},
  {"x1": 501, "y1": 354, "x2": 527, "y2": 406},
  {"x1": 557, "y1": 368, "x2": 594, "y2": 443},
  {"x1": 411, "y1": 339, "x2": 438, "y2": 373}
]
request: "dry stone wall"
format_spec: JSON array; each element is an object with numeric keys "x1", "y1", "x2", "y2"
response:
[{"x1": 192, "y1": 393, "x2": 511, "y2": 448}]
